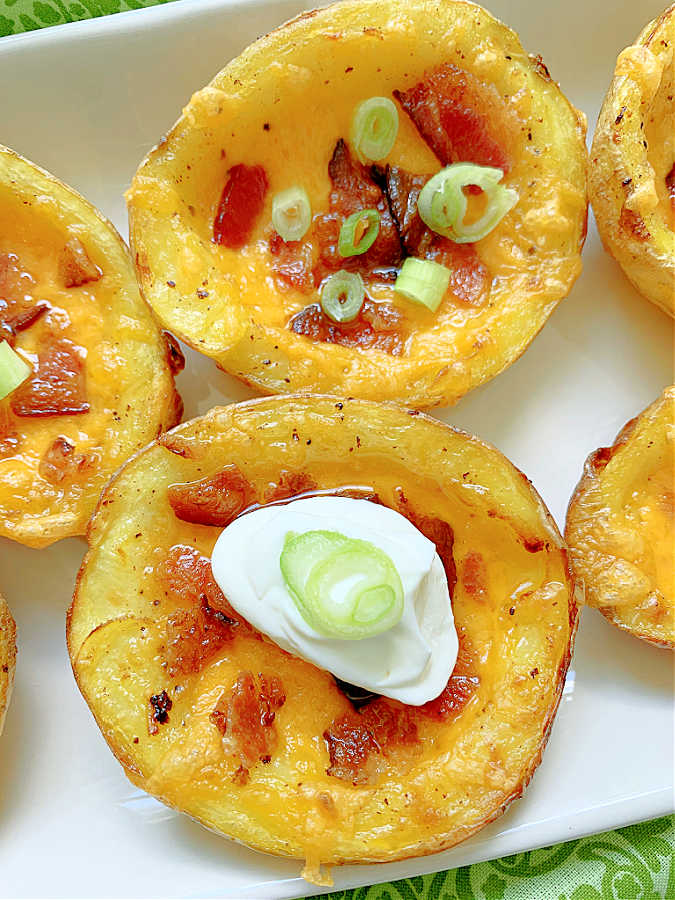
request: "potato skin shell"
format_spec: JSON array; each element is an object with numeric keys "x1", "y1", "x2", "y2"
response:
[
  {"x1": 68, "y1": 395, "x2": 578, "y2": 871},
  {"x1": 589, "y1": 5, "x2": 675, "y2": 317},
  {"x1": 0, "y1": 595, "x2": 16, "y2": 737},
  {"x1": 0, "y1": 145, "x2": 183, "y2": 548},
  {"x1": 128, "y1": 0, "x2": 587, "y2": 409},
  {"x1": 565, "y1": 387, "x2": 674, "y2": 649}
]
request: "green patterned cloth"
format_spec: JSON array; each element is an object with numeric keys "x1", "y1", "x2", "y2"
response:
[{"x1": 2, "y1": 3, "x2": 673, "y2": 899}]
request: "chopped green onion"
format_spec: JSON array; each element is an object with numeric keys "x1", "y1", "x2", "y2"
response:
[
  {"x1": 350, "y1": 97, "x2": 399, "y2": 164},
  {"x1": 272, "y1": 186, "x2": 312, "y2": 242},
  {"x1": 320, "y1": 270, "x2": 365, "y2": 323},
  {"x1": 280, "y1": 529, "x2": 404, "y2": 640},
  {"x1": 0, "y1": 341, "x2": 31, "y2": 400},
  {"x1": 338, "y1": 209, "x2": 380, "y2": 257},
  {"x1": 417, "y1": 162, "x2": 518, "y2": 243},
  {"x1": 394, "y1": 257, "x2": 451, "y2": 312}
]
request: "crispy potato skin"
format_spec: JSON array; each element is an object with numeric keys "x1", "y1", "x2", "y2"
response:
[
  {"x1": 566, "y1": 387, "x2": 674, "y2": 649},
  {"x1": 0, "y1": 595, "x2": 16, "y2": 737},
  {"x1": 0, "y1": 145, "x2": 183, "y2": 548},
  {"x1": 128, "y1": 0, "x2": 587, "y2": 409},
  {"x1": 68, "y1": 396, "x2": 578, "y2": 875},
  {"x1": 589, "y1": 5, "x2": 675, "y2": 317}
]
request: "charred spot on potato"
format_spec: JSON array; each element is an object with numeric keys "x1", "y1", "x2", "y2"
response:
[
  {"x1": 59, "y1": 237, "x2": 102, "y2": 288},
  {"x1": 666, "y1": 162, "x2": 675, "y2": 209},
  {"x1": 168, "y1": 464, "x2": 257, "y2": 527},
  {"x1": 619, "y1": 207, "x2": 651, "y2": 241},
  {"x1": 163, "y1": 332, "x2": 185, "y2": 375},
  {"x1": 148, "y1": 689, "x2": 173, "y2": 734},
  {"x1": 10, "y1": 338, "x2": 90, "y2": 418}
]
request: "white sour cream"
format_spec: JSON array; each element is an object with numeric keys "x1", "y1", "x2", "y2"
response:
[{"x1": 211, "y1": 495, "x2": 458, "y2": 705}]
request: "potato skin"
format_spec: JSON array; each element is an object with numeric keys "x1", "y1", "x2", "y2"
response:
[
  {"x1": 0, "y1": 145, "x2": 183, "y2": 547},
  {"x1": 589, "y1": 5, "x2": 675, "y2": 317},
  {"x1": 0, "y1": 596, "x2": 16, "y2": 737},
  {"x1": 565, "y1": 387, "x2": 674, "y2": 649},
  {"x1": 68, "y1": 396, "x2": 578, "y2": 875},
  {"x1": 128, "y1": 0, "x2": 587, "y2": 409}
]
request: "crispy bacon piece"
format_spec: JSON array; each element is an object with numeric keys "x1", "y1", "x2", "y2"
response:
[
  {"x1": 168, "y1": 464, "x2": 257, "y2": 528},
  {"x1": 418, "y1": 636, "x2": 479, "y2": 721},
  {"x1": 158, "y1": 544, "x2": 243, "y2": 619},
  {"x1": 59, "y1": 237, "x2": 102, "y2": 288},
  {"x1": 324, "y1": 698, "x2": 419, "y2": 785},
  {"x1": 269, "y1": 232, "x2": 315, "y2": 294},
  {"x1": 397, "y1": 495, "x2": 458, "y2": 594},
  {"x1": 10, "y1": 339, "x2": 89, "y2": 418},
  {"x1": 264, "y1": 469, "x2": 318, "y2": 503},
  {"x1": 290, "y1": 299, "x2": 404, "y2": 355},
  {"x1": 394, "y1": 63, "x2": 513, "y2": 173},
  {"x1": 213, "y1": 164, "x2": 268, "y2": 249},
  {"x1": 39, "y1": 436, "x2": 91, "y2": 483},
  {"x1": 0, "y1": 252, "x2": 48, "y2": 345},
  {"x1": 461, "y1": 551, "x2": 487, "y2": 600},
  {"x1": 313, "y1": 139, "x2": 402, "y2": 279},
  {"x1": 211, "y1": 671, "x2": 286, "y2": 776},
  {"x1": 378, "y1": 165, "x2": 489, "y2": 306}
]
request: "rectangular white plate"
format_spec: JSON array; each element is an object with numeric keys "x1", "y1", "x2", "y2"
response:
[{"x1": 0, "y1": 1, "x2": 672, "y2": 897}]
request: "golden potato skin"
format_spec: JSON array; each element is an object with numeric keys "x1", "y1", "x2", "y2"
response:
[
  {"x1": 566, "y1": 387, "x2": 674, "y2": 648},
  {"x1": 0, "y1": 595, "x2": 16, "y2": 737},
  {"x1": 128, "y1": 0, "x2": 587, "y2": 409},
  {"x1": 589, "y1": 5, "x2": 675, "y2": 317},
  {"x1": 0, "y1": 146, "x2": 183, "y2": 548},
  {"x1": 68, "y1": 396, "x2": 577, "y2": 875}
]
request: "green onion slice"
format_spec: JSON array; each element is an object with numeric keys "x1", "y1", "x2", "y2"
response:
[
  {"x1": 0, "y1": 341, "x2": 31, "y2": 400},
  {"x1": 272, "y1": 186, "x2": 312, "y2": 242},
  {"x1": 417, "y1": 163, "x2": 518, "y2": 243},
  {"x1": 280, "y1": 529, "x2": 404, "y2": 640},
  {"x1": 320, "y1": 270, "x2": 365, "y2": 323},
  {"x1": 394, "y1": 257, "x2": 451, "y2": 312},
  {"x1": 350, "y1": 97, "x2": 399, "y2": 164},
  {"x1": 338, "y1": 209, "x2": 380, "y2": 257}
]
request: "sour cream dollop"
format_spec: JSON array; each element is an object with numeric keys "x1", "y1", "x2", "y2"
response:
[{"x1": 211, "y1": 496, "x2": 458, "y2": 705}]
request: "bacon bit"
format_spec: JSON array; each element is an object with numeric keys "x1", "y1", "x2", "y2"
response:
[
  {"x1": 264, "y1": 470, "x2": 318, "y2": 503},
  {"x1": 148, "y1": 689, "x2": 172, "y2": 736},
  {"x1": 0, "y1": 253, "x2": 48, "y2": 345},
  {"x1": 461, "y1": 551, "x2": 487, "y2": 600},
  {"x1": 313, "y1": 139, "x2": 402, "y2": 279},
  {"x1": 394, "y1": 64, "x2": 513, "y2": 173},
  {"x1": 211, "y1": 671, "x2": 286, "y2": 775},
  {"x1": 168, "y1": 464, "x2": 257, "y2": 528},
  {"x1": 164, "y1": 332, "x2": 185, "y2": 375},
  {"x1": 619, "y1": 207, "x2": 651, "y2": 241},
  {"x1": 269, "y1": 232, "x2": 315, "y2": 293},
  {"x1": 10, "y1": 339, "x2": 89, "y2": 418},
  {"x1": 418, "y1": 637, "x2": 479, "y2": 721},
  {"x1": 324, "y1": 698, "x2": 418, "y2": 785},
  {"x1": 165, "y1": 598, "x2": 238, "y2": 678},
  {"x1": 59, "y1": 237, "x2": 102, "y2": 288},
  {"x1": 0, "y1": 405, "x2": 19, "y2": 460},
  {"x1": 290, "y1": 299, "x2": 404, "y2": 355},
  {"x1": 379, "y1": 165, "x2": 489, "y2": 306},
  {"x1": 213, "y1": 164, "x2": 268, "y2": 249},
  {"x1": 397, "y1": 497, "x2": 457, "y2": 595},
  {"x1": 158, "y1": 544, "x2": 244, "y2": 623},
  {"x1": 666, "y1": 163, "x2": 675, "y2": 212},
  {"x1": 38, "y1": 436, "x2": 91, "y2": 483}
]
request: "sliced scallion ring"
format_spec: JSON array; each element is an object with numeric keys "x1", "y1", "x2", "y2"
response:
[
  {"x1": 417, "y1": 163, "x2": 518, "y2": 243},
  {"x1": 272, "y1": 186, "x2": 312, "y2": 242},
  {"x1": 394, "y1": 257, "x2": 451, "y2": 312},
  {"x1": 338, "y1": 209, "x2": 380, "y2": 257},
  {"x1": 320, "y1": 270, "x2": 365, "y2": 323},
  {"x1": 0, "y1": 341, "x2": 31, "y2": 400},
  {"x1": 350, "y1": 97, "x2": 399, "y2": 164},
  {"x1": 280, "y1": 529, "x2": 404, "y2": 639}
]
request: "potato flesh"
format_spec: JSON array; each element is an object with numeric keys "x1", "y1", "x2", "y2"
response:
[
  {"x1": 0, "y1": 147, "x2": 181, "y2": 547},
  {"x1": 0, "y1": 595, "x2": 16, "y2": 737},
  {"x1": 69, "y1": 397, "x2": 577, "y2": 867},
  {"x1": 566, "y1": 387, "x2": 674, "y2": 648},
  {"x1": 128, "y1": 0, "x2": 587, "y2": 407}
]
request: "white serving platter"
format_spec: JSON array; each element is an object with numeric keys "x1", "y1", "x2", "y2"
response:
[{"x1": 0, "y1": 0, "x2": 672, "y2": 897}]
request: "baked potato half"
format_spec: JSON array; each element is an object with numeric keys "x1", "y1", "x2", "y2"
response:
[
  {"x1": 68, "y1": 396, "x2": 578, "y2": 881},
  {"x1": 0, "y1": 595, "x2": 16, "y2": 737},
  {"x1": 128, "y1": 0, "x2": 587, "y2": 409},
  {"x1": 589, "y1": 5, "x2": 675, "y2": 317},
  {"x1": 566, "y1": 387, "x2": 674, "y2": 649},
  {"x1": 0, "y1": 145, "x2": 183, "y2": 548}
]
